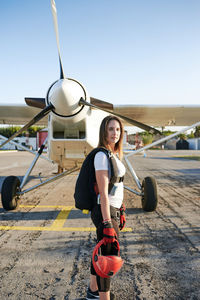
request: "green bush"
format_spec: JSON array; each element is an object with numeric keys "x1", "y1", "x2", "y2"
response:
[
  {"x1": 0, "y1": 126, "x2": 45, "y2": 138},
  {"x1": 142, "y1": 134, "x2": 153, "y2": 145}
]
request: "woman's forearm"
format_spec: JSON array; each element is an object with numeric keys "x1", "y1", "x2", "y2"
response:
[
  {"x1": 95, "y1": 170, "x2": 110, "y2": 222},
  {"x1": 99, "y1": 192, "x2": 111, "y2": 221}
]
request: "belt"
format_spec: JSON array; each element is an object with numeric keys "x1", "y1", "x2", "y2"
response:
[
  {"x1": 110, "y1": 205, "x2": 120, "y2": 220},
  {"x1": 115, "y1": 176, "x2": 124, "y2": 183}
]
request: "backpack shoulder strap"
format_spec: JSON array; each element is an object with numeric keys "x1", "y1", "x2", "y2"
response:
[
  {"x1": 90, "y1": 147, "x2": 114, "y2": 178},
  {"x1": 108, "y1": 154, "x2": 125, "y2": 193},
  {"x1": 91, "y1": 147, "x2": 123, "y2": 193}
]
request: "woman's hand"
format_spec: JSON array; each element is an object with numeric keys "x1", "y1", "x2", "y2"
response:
[{"x1": 102, "y1": 221, "x2": 117, "y2": 244}]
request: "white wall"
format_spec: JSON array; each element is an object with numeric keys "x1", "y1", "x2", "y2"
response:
[{"x1": 188, "y1": 138, "x2": 200, "y2": 150}]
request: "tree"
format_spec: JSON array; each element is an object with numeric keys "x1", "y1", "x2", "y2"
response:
[
  {"x1": 194, "y1": 126, "x2": 200, "y2": 138},
  {"x1": 0, "y1": 126, "x2": 45, "y2": 138},
  {"x1": 142, "y1": 134, "x2": 153, "y2": 145},
  {"x1": 178, "y1": 133, "x2": 187, "y2": 140},
  {"x1": 187, "y1": 131, "x2": 195, "y2": 139}
]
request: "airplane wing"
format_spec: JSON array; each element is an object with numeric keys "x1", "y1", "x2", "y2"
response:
[
  {"x1": 114, "y1": 105, "x2": 200, "y2": 127},
  {"x1": 0, "y1": 105, "x2": 48, "y2": 126},
  {"x1": 0, "y1": 103, "x2": 200, "y2": 128}
]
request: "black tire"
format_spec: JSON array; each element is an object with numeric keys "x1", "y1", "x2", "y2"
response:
[
  {"x1": 1, "y1": 176, "x2": 21, "y2": 210},
  {"x1": 141, "y1": 176, "x2": 158, "y2": 212}
]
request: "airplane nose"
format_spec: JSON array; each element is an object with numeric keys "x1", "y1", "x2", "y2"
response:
[{"x1": 46, "y1": 78, "x2": 87, "y2": 117}]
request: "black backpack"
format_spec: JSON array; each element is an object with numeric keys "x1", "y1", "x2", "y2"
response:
[{"x1": 74, "y1": 147, "x2": 120, "y2": 211}]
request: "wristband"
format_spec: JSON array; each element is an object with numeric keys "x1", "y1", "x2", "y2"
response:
[
  {"x1": 102, "y1": 218, "x2": 111, "y2": 223},
  {"x1": 102, "y1": 220, "x2": 112, "y2": 227}
]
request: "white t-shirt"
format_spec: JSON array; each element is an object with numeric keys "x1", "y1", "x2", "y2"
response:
[{"x1": 94, "y1": 151, "x2": 126, "y2": 208}]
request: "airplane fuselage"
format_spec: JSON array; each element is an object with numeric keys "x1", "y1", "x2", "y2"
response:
[{"x1": 46, "y1": 78, "x2": 108, "y2": 168}]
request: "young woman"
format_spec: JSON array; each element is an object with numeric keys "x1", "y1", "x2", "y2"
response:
[{"x1": 86, "y1": 115, "x2": 126, "y2": 300}]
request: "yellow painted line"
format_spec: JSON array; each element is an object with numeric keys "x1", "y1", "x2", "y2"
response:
[
  {"x1": 0, "y1": 205, "x2": 133, "y2": 232},
  {"x1": 0, "y1": 226, "x2": 96, "y2": 232},
  {"x1": 50, "y1": 207, "x2": 72, "y2": 230},
  {"x1": 121, "y1": 228, "x2": 132, "y2": 232},
  {"x1": 0, "y1": 225, "x2": 132, "y2": 232},
  {"x1": 19, "y1": 205, "x2": 74, "y2": 209}
]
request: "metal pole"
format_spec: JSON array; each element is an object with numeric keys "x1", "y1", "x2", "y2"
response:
[
  {"x1": 20, "y1": 152, "x2": 42, "y2": 189},
  {"x1": 125, "y1": 120, "x2": 200, "y2": 158},
  {"x1": 124, "y1": 155, "x2": 142, "y2": 190},
  {"x1": 124, "y1": 185, "x2": 142, "y2": 196},
  {"x1": 0, "y1": 134, "x2": 52, "y2": 163},
  {"x1": 20, "y1": 137, "x2": 49, "y2": 189},
  {"x1": 123, "y1": 119, "x2": 200, "y2": 194},
  {"x1": 18, "y1": 166, "x2": 80, "y2": 195},
  {"x1": 0, "y1": 103, "x2": 54, "y2": 149}
]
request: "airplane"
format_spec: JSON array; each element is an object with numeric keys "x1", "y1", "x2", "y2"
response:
[{"x1": 0, "y1": 0, "x2": 200, "y2": 213}]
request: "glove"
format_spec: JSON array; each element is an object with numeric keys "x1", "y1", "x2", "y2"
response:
[
  {"x1": 119, "y1": 203, "x2": 126, "y2": 231},
  {"x1": 102, "y1": 221, "x2": 117, "y2": 244}
]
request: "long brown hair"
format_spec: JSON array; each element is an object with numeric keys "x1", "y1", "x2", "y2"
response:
[{"x1": 98, "y1": 115, "x2": 124, "y2": 159}]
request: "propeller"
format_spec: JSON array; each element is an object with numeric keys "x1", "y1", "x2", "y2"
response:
[
  {"x1": 24, "y1": 1, "x2": 65, "y2": 111},
  {"x1": 0, "y1": 104, "x2": 54, "y2": 149},
  {"x1": 50, "y1": 0, "x2": 65, "y2": 79},
  {"x1": 79, "y1": 98, "x2": 161, "y2": 135},
  {"x1": 90, "y1": 97, "x2": 113, "y2": 111},
  {"x1": 20, "y1": 0, "x2": 160, "y2": 146},
  {"x1": 25, "y1": 98, "x2": 46, "y2": 109},
  {"x1": 0, "y1": 1, "x2": 65, "y2": 149}
]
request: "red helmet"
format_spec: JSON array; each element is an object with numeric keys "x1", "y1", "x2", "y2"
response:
[{"x1": 92, "y1": 239, "x2": 124, "y2": 278}]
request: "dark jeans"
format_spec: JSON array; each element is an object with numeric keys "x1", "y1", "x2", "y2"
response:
[{"x1": 90, "y1": 205, "x2": 120, "y2": 292}]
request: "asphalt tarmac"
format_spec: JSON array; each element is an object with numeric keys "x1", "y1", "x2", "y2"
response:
[{"x1": 0, "y1": 150, "x2": 200, "y2": 300}]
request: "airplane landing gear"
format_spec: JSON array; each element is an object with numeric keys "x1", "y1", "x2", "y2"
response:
[
  {"x1": 124, "y1": 156, "x2": 158, "y2": 212},
  {"x1": 142, "y1": 176, "x2": 158, "y2": 212},
  {"x1": 1, "y1": 176, "x2": 21, "y2": 210}
]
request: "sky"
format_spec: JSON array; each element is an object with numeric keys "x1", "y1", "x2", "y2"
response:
[{"x1": 0, "y1": 0, "x2": 200, "y2": 107}]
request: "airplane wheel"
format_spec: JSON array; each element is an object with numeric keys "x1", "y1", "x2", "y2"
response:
[
  {"x1": 1, "y1": 176, "x2": 21, "y2": 211},
  {"x1": 141, "y1": 176, "x2": 158, "y2": 212}
]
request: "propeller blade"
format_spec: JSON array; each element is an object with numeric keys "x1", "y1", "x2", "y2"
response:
[
  {"x1": 0, "y1": 103, "x2": 54, "y2": 149},
  {"x1": 90, "y1": 97, "x2": 113, "y2": 110},
  {"x1": 79, "y1": 98, "x2": 161, "y2": 135},
  {"x1": 50, "y1": 0, "x2": 65, "y2": 79},
  {"x1": 25, "y1": 97, "x2": 46, "y2": 109}
]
